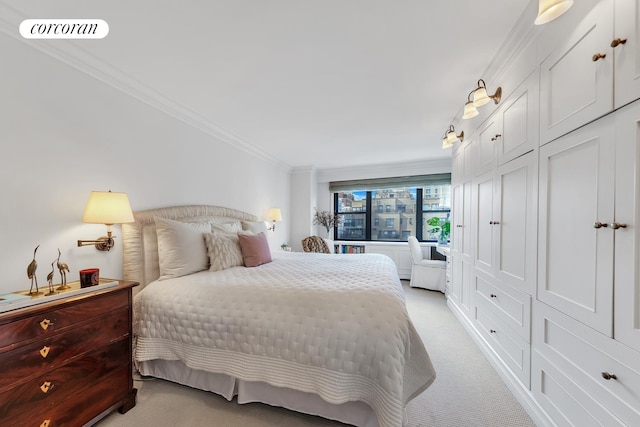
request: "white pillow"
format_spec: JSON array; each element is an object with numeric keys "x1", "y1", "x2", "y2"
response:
[
  {"x1": 241, "y1": 221, "x2": 269, "y2": 235},
  {"x1": 154, "y1": 216, "x2": 210, "y2": 280},
  {"x1": 204, "y1": 231, "x2": 244, "y2": 271}
]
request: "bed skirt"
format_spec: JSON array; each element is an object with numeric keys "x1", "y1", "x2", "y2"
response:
[{"x1": 137, "y1": 359, "x2": 380, "y2": 427}]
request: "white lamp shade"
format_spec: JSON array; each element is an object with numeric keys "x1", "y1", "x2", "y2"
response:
[
  {"x1": 463, "y1": 101, "x2": 479, "y2": 119},
  {"x1": 81, "y1": 191, "x2": 134, "y2": 225},
  {"x1": 472, "y1": 87, "x2": 490, "y2": 107},
  {"x1": 266, "y1": 208, "x2": 282, "y2": 222},
  {"x1": 442, "y1": 138, "x2": 453, "y2": 149},
  {"x1": 535, "y1": 0, "x2": 574, "y2": 25},
  {"x1": 446, "y1": 130, "x2": 459, "y2": 144}
]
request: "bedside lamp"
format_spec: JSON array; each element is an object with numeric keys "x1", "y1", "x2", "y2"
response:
[
  {"x1": 266, "y1": 208, "x2": 282, "y2": 231},
  {"x1": 77, "y1": 190, "x2": 134, "y2": 251}
]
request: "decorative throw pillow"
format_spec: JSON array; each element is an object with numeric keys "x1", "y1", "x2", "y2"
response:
[
  {"x1": 154, "y1": 216, "x2": 210, "y2": 280},
  {"x1": 238, "y1": 232, "x2": 272, "y2": 267},
  {"x1": 204, "y1": 231, "x2": 244, "y2": 271}
]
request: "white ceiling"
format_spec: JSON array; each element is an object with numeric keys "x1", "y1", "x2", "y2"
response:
[{"x1": 3, "y1": 0, "x2": 533, "y2": 169}]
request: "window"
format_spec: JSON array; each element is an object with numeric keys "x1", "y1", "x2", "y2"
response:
[{"x1": 331, "y1": 174, "x2": 451, "y2": 242}]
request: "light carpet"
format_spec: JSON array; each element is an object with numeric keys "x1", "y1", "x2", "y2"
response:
[{"x1": 97, "y1": 282, "x2": 536, "y2": 427}]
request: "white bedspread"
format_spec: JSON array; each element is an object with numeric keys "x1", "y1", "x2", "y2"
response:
[{"x1": 133, "y1": 251, "x2": 436, "y2": 427}]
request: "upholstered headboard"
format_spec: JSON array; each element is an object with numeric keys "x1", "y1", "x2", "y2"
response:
[{"x1": 122, "y1": 205, "x2": 257, "y2": 287}]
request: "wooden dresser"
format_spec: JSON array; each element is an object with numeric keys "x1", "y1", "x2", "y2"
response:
[{"x1": 0, "y1": 280, "x2": 138, "y2": 426}]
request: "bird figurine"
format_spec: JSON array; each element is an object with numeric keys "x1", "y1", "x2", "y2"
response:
[
  {"x1": 46, "y1": 260, "x2": 58, "y2": 296},
  {"x1": 27, "y1": 245, "x2": 43, "y2": 295},
  {"x1": 56, "y1": 248, "x2": 71, "y2": 290}
]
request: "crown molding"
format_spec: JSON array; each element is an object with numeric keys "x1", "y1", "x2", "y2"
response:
[{"x1": 0, "y1": 1, "x2": 290, "y2": 171}]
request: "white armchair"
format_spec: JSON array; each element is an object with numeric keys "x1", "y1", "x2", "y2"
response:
[{"x1": 407, "y1": 236, "x2": 446, "y2": 292}]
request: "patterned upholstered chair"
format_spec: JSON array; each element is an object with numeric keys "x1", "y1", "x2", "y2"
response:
[{"x1": 301, "y1": 236, "x2": 331, "y2": 253}]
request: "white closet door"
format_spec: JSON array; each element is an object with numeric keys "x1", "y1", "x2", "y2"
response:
[
  {"x1": 614, "y1": 0, "x2": 640, "y2": 108},
  {"x1": 613, "y1": 100, "x2": 640, "y2": 352},
  {"x1": 462, "y1": 180, "x2": 473, "y2": 263},
  {"x1": 538, "y1": 115, "x2": 615, "y2": 336},
  {"x1": 474, "y1": 171, "x2": 496, "y2": 277},
  {"x1": 496, "y1": 152, "x2": 537, "y2": 295},
  {"x1": 539, "y1": 0, "x2": 613, "y2": 144}
]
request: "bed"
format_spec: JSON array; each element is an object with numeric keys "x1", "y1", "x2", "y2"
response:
[{"x1": 122, "y1": 205, "x2": 436, "y2": 427}]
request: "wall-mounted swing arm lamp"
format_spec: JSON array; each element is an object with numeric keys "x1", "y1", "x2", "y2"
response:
[
  {"x1": 534, "y1": 0, "x2": 574, "y2": 25},
  {"x1": 462, "y1": 90, "x2": 479, "y2": 120},
  {"x1": 266, "y1": 208, "x2": 282, "y2": 231},
  {"x1": 472, "y1": 79, "x2": 502, "y2": 107},
  {"x1": 442, "y1": 125, "x2": 463, "y2": 149},
  {"x1": 77, "y1": 190, "x2": 134, "y2": 251}
]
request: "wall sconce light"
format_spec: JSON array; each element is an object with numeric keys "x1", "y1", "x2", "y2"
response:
[
  {"x1": 472, "y1": 79, "x2": 502, "y2": 107},
  {"x1": 442, "y1": 125, "x2": 463, "y2": 149},
  {"x1": 462, "y1": 91, "x2": 479, "y2": 120},
  {"x1": 534, "y1": 0, "x2": 574, "y2": 25},
  {"x1": 266, "y1": 208, "x2": 282, "y2": 231},
  {"x1": 77, "y1": 190, "x2": 134, "y2": 251}
]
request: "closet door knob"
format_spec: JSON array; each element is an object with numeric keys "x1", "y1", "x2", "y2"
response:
[
  {"x1": 610, "y1": 222, "x2": 627, "y2": 229},
  {"x1": 491, "y1": 134, "x2": 502, "y2": 141},
  {"x1": 592, "y1": 53, "x2": 607, "y2": 61},
  {"x1": 489, "y1": 329, "x2": 497, "y2": 334},
  {"x1": 593, "y1": 222, "x2": 608, "y2": 229},
  {"x1": 456, "y1": 224, "x2": 463, "y2": 228},
  {"x1": 611, "y1": 38, "x2": 627, "y2": 48},
  {"x1": 490, "y1": 294, "x2": 497, "y2": 298},
  {"x1": 489, "y1": 221, "x2": 500, "y2": 225},
  {"x1": 601, "y1": 372, "x2": 617, "y2": 380}
]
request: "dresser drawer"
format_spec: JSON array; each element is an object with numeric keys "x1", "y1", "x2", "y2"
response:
[
  {"x1": 533, "y1": 303, "x2": 640, "y2": 425},
  {"x1": 10, "y1": 366, "x2": 130, "y2": 427},
  {"x1": 474, "y1": 272, "x2": 531, "y2": 341},
  {"x1": 473, "y1": 302, "x2": 531, "y2": 387},
  {"x1": 0, "y1": 289, "x2": 128, "y2": 349},
  {"x1": 0, "y1": 307, "x2": 129, "y2": 391},
  {"x1": 0, "y1": 338, "x2": 129, "y2": 421}
]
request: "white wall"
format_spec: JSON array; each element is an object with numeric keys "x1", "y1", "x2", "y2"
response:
[
  {"x1": 0, "y1": 34, "x2": 290, "y2": 294},
  {"x1": 289, "y1": 166, "x2": 317, "y2": 252}
]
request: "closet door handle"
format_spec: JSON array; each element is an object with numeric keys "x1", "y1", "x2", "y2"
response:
[
  {"x1": 611, "y1": 38, "x2": 627, "y2": 48},
  {"x1": 593, "y1": 222, "x2": 608, "y2": 229},
  {"x1": 610, "y1": 222, "x2": 627, "y2": 230},
  {"x1": 489, "y1": 221, "x2": 500, "y2": 225},
  {"x1": 592, "y1": 53, "x2": 607, "y2": 61},
  {"x1": 456, "y1": 224, "x2": 463, "y2": 228},
  {"x1": 601, "y1": 372, "x2": 617, "y2": 380}
]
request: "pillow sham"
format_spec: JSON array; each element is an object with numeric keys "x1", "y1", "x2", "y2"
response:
[
  {"x1": 204, "y1": 231, "x2": 244, "y2": 271},
  {"x1": 154, "y1": 216, "x2": 210, "y2": 280},
  {"x1": 238, "y1": 232, "x2": 272, "y2": 267}
]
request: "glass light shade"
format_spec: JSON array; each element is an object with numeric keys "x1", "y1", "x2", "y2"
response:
[
  {"x1": 81, "y1": 191, "x2": 134, "y2": 225},
  {"x1": 534, "y1": 0, "x2": 574, "y2": 25},
  {"x1": 442, "y1": 138, "x2": 453, "y2": 149},
  {"x1": 463, "y1": 101, "x2": 479, "y2": 119},
  {"x1": 446, "y1": 130, "x2": 459, "y2": 144},
  {"x1": 266, "y1": 208, "x2": 282, "y2": 222},
  {"x1": 472, "y1": 87, "x2": 490, "y2": 107}
]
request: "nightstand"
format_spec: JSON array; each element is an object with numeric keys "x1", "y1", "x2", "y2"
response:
[{"x1": 0, "y1": 279, "x2": 138, "y2": 426}]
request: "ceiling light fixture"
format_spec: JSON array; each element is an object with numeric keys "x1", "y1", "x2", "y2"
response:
[
  {"x1": 472, "y1": 79, "x2": 502, "y2": 107},
  {"x1": 534, "y1": 0, "x2": 574, "y2": 25}
]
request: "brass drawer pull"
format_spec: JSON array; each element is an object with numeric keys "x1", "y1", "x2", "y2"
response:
[
  {"x1": 611, "y1": 38, "x2": 627, "y2": 48},
  {"x1": 610, "y1": 222, "x2": 627, "y2": 230},
  {"x1": 41, "y1": 420, "x2": 51, "y2": 427},
  {"x1": 592, "y1": 53, "x2": 606, "y2": 61},
  {"x1": 39, "y1": 319, "x2": 53, "y2": 331},
  {"x1": 39, "y1": 345, "x2": 50, "y2": 358},
  {"x1": 40, "y1": 381, "x2": 53, "y2": 394},
  {"x1": 601, "y1": 372, "x2": 617, "y2": 380}
]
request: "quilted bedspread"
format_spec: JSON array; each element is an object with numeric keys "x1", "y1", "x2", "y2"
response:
[{"x1": 133, "y1": 251, "x2": 436, "y2": 427}]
